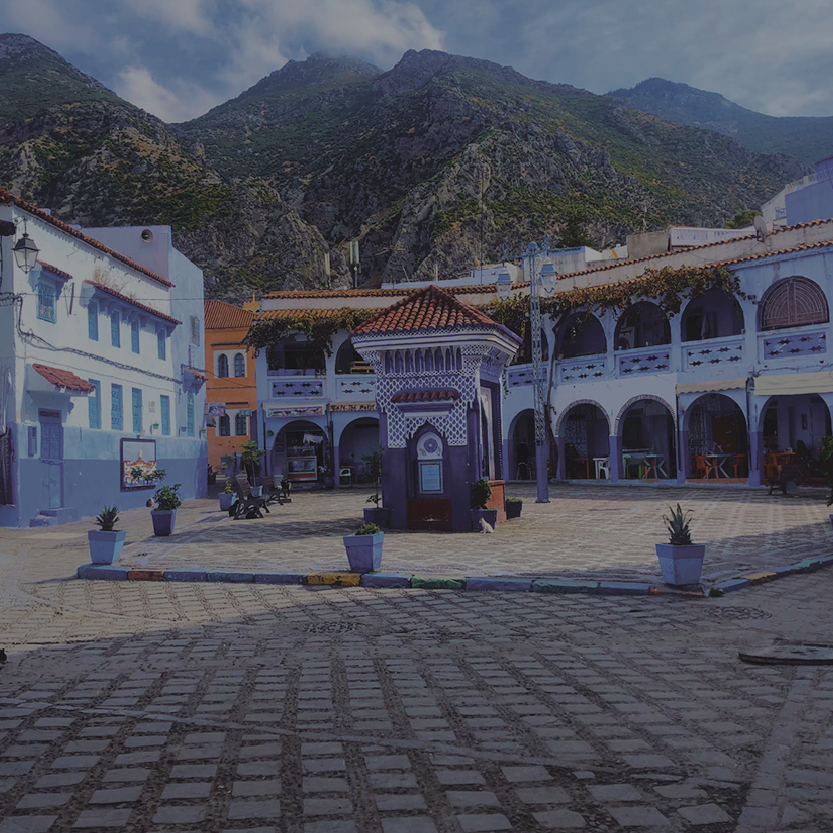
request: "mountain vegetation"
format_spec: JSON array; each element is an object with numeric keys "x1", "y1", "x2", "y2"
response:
[
  {"x1": 0, "y1": 35, "x2": 809, "y2": 297},
  {"x1": 609, "y1": 78, "x2": 833, "y2": 166}
]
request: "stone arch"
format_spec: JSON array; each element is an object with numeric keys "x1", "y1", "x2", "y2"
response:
[
  {"x1": 554, "y1": 399, "x2": 611, "y2": 435},
  {"x1": 614, "y1": 393, "x2": 677, "y2": 433},
  {"x1": 614, "y1": 301, "x2": 671, "y2": 349}
]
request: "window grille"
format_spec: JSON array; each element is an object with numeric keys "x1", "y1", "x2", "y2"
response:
[
  {"x1": 190, "y1": 316, "x2": 200, "y2": 346},
  {"x1": 111, "y1": 312, "x2": 121, "y2": 347},
  {"x1": 157, "y1": 331, "x2": 166, "y2": 360},
  {"x1": 235, "y1": 412, "x2": 248, "y2": 435},
  {"x1": 234, "y1": 353, "x2": 245, "y2": 377},
  {"x1": 111, "y1": 385, "x2": 123, "y2": 431},
  {"x1": 88, "y1": 302, "x2": 99, "y2": 341},
  {"x1": 131, "y1": 319, "x2": 140, "y2": 354},
  {"x1": 187, "y1": 392, "x2": 195, "y2": 437},
  {"x1": 219, "y1": 415, "x2": 230, "y2": 436},
  {"x1": 37, "y1": 282, "x2": 56, "y2": 323},
  {"x1": 88, "y1": 380, "x2": 101, "y2": 429},
  {"x1": 761, "y1": 277, "x2": 829, "y2": 330},
  {"x1": 217, "y1": 354, "x2": 229, "y2": 378},
  {"x1": 131, "y1": 388, "x2": 142, "y2": 434},
  {"x1": 160, "y1": 395, "x2": 170, "y2": 436}
]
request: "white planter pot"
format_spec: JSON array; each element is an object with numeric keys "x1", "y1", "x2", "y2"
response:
[{"x1": 655, "y1": 543, "x2": 706, "y2": 585}]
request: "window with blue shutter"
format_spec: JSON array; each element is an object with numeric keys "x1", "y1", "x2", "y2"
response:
[
  {"x1": 131, "y1": 388, "x2": 142, "y2": 434},
  {"x1": 157, "y1": 331, "x2": 166, "y2": 360},
  {"x1": 160, "y1": 395, "x2": 170, "y2": 436},
  {"x1": 187, "y1": 392, "x2": 195, "y2": 437},
  {"x1": 111, "y1": 312, "x2": 121, "y2": 347},
  {"x1": 111, "y1": 384, "x2": 123, "y2": 431},
  {"x1": 131, "y1": 319, "x2": 140, "y2": 354},
  {"x1": 88, "y1": 380, "x2": 101, "y2": 429},
  {"x1": 88, "y1": 302, "x2": 99, "y2": 341},
  {"x1": 37, "y1": 282, "x2": 57, "y2": 323}
]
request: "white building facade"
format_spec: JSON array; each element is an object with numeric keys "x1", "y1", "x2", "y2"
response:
[{"x1": 0, "y1": 191, "x2": 207, "y2": 527}]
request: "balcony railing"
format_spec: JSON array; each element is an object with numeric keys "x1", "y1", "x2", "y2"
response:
[
  {"x1": 337, "y1": 375, "x2": 377, "y2": 400},
  {"x1": 616, "y1": 346, "x2": 671, "y2": 375},
  {"x1": 557, "y1": 354, "x2": 608, "y2": 384},
  {"x1": 683, "y1": 335, "x2": 744, "y2": 371},
  {"x1": 760, "y1": 328, "x2": 827, "y2": 361},
  {"x1": 269, "y1": 378, "x2": 324, "y2": 398},
  {"x1": 507, "y1": 364, "x2": 547, "y2": 387}
]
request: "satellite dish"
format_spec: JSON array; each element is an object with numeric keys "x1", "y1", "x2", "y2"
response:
[{"x1": 753, "y1": 214, "x2": 767, "y2": 242}]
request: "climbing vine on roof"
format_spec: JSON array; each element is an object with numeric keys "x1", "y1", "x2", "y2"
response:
[
  {"x1": 483, "y1": 264, "x2": 742, "y2": 330},
  {"x1": 244, "y1": 307, "x2": 375, "y2": 356}
]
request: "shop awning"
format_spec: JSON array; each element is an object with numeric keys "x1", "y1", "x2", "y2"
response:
[
  {"x1": 754, "y1": 371, "x2": 833, "y2": 396},
  {"x1": 676, "y1": 378, "x2": 746, "y2": 395}
]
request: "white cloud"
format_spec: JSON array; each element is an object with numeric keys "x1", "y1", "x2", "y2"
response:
[
  {"x1": 5, "y1": 0, "x2": 99, "y2": 51},
  {"x1": 117, "y1": 0, "x2": 219, "y2": 38},
  {"x1": 115, "y1": 66, "x2": 222, "y2": 122}
]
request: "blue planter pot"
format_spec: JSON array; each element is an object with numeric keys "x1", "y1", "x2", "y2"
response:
[
  {"x1": 343, "y1": 531, "x2": 384, "y2": 573},
  {"x1": 151, "y1": 509, "x2": 177, "y2": 536},
  {"x1": 88, "y1": 529, "x2": 127, "y2": 564},
  {"x1": 219, "y1": 493, "x2": 235, "y2": 511},
  {"x1": 655, "y1": 543, "x2": 705, "y2": 585}
]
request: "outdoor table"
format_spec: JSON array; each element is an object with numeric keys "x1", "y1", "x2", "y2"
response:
[
  {"x1": 642, "y1": 453, "x2": 667, "y2": 479},
  {"x1": 593, "y1": 457, "x2": 610, "y2": 479},
  {"x1": 706, "y1": 452, "x2": 734, "y2": 478}
]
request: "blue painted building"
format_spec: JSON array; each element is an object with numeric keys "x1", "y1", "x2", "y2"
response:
[{"x1": 0, "y1": 190, "x2": 207, "y2": 527}]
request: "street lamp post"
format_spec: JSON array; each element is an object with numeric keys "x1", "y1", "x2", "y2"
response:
[{"x1": 499, "y1": 241, "x2": 557, "y2": 503}]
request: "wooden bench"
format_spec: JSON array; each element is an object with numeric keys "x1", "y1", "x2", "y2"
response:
[
  {"x1": 766, "y1": 464, "x2": 804, "y2": 495},
  {"x1": 231, "y1": 475, "x2": 270, "y2": 519},
  {"x1": 261, "y1": 475, "x2": 287, "y2": 505}
]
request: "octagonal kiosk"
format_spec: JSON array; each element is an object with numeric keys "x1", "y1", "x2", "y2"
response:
[{"x1": 351, "y1": 285, "x2": 521, "y2": 532}]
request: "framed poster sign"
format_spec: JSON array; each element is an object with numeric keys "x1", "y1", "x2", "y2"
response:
[
  {"x1": 419, "y1": 461, "x2": 443, "y2": 493},
  {"x1": 121, "y1": 438, "x2": 159, "y2": 490}
]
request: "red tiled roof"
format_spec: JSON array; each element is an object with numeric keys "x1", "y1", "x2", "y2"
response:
[
  {"x1": 391, "y1": 389, "x2": 460, "y2": 403},
  {"x1": 205, "y1": 300, "x2": 255, "y2": 330},
  {"x1": 84, "y1": 281, "x2": 181, "y2": 325},
  {"x1": 37, "y1": 261, "x2": 73, "y2": 281},
  {"x1": 352, "y1": 285, "x2": 498, "y2": 335},
  {"x1": 32, "y1": 364, "x2": 95, "y2": 393},
  {"x1": 255, "y1": 308, "x2": 367, "y2": 322},
  {"x1": 0, "y1": 188, "x2": 174, "y2": 288},
  {"x1": 186, "y1": 368, "x2": 207, "y2": 381}
]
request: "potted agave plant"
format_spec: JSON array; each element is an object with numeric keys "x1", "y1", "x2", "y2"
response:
[
  {"x1": 218, "y1": 480, "x2": 236, "y2": 512},
  {"x1": 656, "y1": 503, "x2": 706, "y2": 585},
  {"x1": 150, "y1": 479, "x2": 183, "y2": 536},
  {"x1": 343, "y1": 522, "x2": 384, "y2": 573},
  {"x1": 470, "y1": 477, "x2": 497, "y2": 531},
  {"x1": 505, "y1": 496, "x2": 523, "y2": 520},
  {"x1": 88, "y1": 506, "x2": 127, "y2": 564}
]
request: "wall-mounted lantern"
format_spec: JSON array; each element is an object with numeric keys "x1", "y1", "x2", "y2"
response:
[{"x1": 13, "y1": 232, "x2": 39, "y2": 274}]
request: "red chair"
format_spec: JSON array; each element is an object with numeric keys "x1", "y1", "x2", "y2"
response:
[
  {"x1": 693, "y1": 455, "x2": 709, "y2": 479},
  {"x1": 732, "y1": 453, "x2": 747, "y2": 478}
]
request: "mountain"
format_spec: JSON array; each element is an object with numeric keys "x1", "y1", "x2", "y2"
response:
[
  {"x1": 609, "y1": 78, "x2": 833, "y2": 166},
  {"x1": 0, "y1": 36, "x2": 809, "y2": 296},
  {"x1": 176, "y1": 49, "x2": 805, "y2": 285},
  {"x1": 0, "y1": 33, "x2": 334, "y2": 298}
]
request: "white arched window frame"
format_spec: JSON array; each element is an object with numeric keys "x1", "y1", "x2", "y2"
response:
[{"x1": 217, "y1": 353, "x2": 229, "y2": 378}]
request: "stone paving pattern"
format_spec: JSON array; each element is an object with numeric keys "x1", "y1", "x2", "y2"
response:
[
  {"x1": 106, "y1": 483, "x2": 833, "y2": 583},
  {"x1": 1, "y1": 483, "x2": 832, "y2": 831}
]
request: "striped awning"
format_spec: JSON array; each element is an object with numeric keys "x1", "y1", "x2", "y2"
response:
[
  {"x1": 676, "y1": 378, "x2": 746, "y2": 395},
  {"x1": 753, "y1": 371, "x2": 833, "y2": 396}
]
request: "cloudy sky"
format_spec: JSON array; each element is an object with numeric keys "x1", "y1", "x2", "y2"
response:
[{"x1": 4, "y1": 0, "x2": 830, "y2": 123}]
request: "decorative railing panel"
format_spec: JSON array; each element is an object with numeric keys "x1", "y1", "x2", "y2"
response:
[
  {"x1": 507, "y1": 364, "x2": 547, "y2": 388},
  {"x1": 269, "y1": 378, "x2": 324, "y2": 399},
  {"x1": 557, "y1": 354, "x2": 608, "y2": 384},
  {"x1": 761, "y1": 329, "x2": 827, "y2": 360},
  {"x1": 337, "y1": 376, "x2": 377, "y2": 400},
  {"x1": 617, "y1": 347, "x2": 671, "y2": 375},
  {"x1": 266, "y1": 368, "x2": 319, "y2": 377},
  {"x1": 683, "y1": 336, "x2": 745, "y2": 371}
]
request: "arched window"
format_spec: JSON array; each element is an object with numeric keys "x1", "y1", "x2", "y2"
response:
[
  {"x1": 615, "y1": 302, "x2": 671, "y2": 349},
  {"x1": 235, "y1": 413, "x2": 248, "y2": 435},
  {"x1": 682, "y1": 288, "x2": 744, "y2": 341},
  {"x1": 218, "y1": 415, "x2": 230, "y2": 436},
  {"x1": 761, "y1": 277, "x2": 829, "y2": 330},
  {"x1": 556, "y1": 313, "x2": 606, "y2": 358},
  {"x1": 217, "y1": 354, "x2": 229, "y2": 378},
  {"x1": 233, "y1": 353, "x2": 245, "y2": 377}
]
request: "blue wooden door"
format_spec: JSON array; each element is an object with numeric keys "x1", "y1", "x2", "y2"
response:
[{"x1": 39, "y1": 410, "x2": 63, "y2": 509}]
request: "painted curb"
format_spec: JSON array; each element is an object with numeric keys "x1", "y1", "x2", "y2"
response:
[
  {"x1": 307, "y1": 573, "x2": 362, "y2": 586},
  {"x1": 532, "y1": 580, "x2": 599, "y2": 594},
  {"x1": 206, "y1": 572, "x2": 254, "y2": 584},
  {"x1": 466, "y1": 577, "x2": 532, "y2": 592},
  {"x1": 79, "y1": 564, "x2": 129, "y2": 581},
  {"x1": 163, "y1": 570, "x2": 208, "y2": 582},
  {"x1": 360, "y1": 573, "x2": 412, "y2": 588},
  {"x1": 254, "y1": 573, "x2": 308, "y2": 585},
  {"x1": 411, "y1": 576, "x2": 466, "y2": 590},
  {"x1": 597, "y1": 581, "x2": 652, "y2": 596}
]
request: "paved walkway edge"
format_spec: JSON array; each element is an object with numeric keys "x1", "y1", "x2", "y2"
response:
[{"x1": 77, "y1": 554, "x2": 833, "y2": 596}]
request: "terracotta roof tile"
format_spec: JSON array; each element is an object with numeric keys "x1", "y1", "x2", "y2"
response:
[
  {"x1": 262, "y1": 283, "x2": 492, "y2": 299},
  {"x1": 36, "y1": 261, "x2": 73, "y2": 281},
  {"x1": 391, "y1": 389, "x2": 460, "y2": 403},
  {"x1": 205, "y1": 300, "x2": 255, "y2": 330},
  {"x1": 32, "y1": 364, "x2": 95, "y2": 393},
  {"x1": 0, "y1": 188, "x2": 174, "y2": 288},
  {"x1": 84, "y1": 281, "x2": 181, "y2": 325},
  {"x1": 352, "y1": 285, "x2": 499, "y2": 335},
  {"x1": 255, "y1": 308, "x2": 374, "y2": 322}
]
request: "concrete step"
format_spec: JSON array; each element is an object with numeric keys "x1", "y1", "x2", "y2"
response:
[{"x1": 29, "y1": 507, "x2": 79, "y2": 526}]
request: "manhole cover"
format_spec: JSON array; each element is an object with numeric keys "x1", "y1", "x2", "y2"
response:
[{"x1": 739, "y1": 644, "x2": 833, "y2": 665}]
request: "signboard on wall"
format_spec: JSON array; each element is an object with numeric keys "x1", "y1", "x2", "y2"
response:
[
  {"x1": 237, "y1": 409, "x2": 253, "y2": 417},
  {"x1": 265, "y1": 405, "x2": 324, "y2": 418},
  {"x1": 206, "y1": 403, "x2": 226, "y2": 416}
]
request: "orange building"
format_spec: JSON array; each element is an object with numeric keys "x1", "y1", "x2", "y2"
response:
[{"x1": 204, "y1": 300, "x2": 258, "y2": 471}]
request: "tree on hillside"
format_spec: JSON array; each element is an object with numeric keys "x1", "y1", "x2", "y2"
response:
[
  {"x1": 724, "y1": 209, "x2": 762, "y2": 229},
  {"x1": 558, "y1": 207, "x2": 596, "y2": 248}
]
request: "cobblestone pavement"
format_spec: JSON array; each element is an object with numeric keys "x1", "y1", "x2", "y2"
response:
[
  {"x1": 62, "y1": 482, "x2": 833, "y2": 582},
  {"x1": 1, "y1": 485, "x2": 833, "y2": 832}
]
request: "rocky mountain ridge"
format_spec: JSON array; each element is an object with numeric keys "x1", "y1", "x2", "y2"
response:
[{"x1": 0, "y1": 34, "x2": 810, "y2": 297}]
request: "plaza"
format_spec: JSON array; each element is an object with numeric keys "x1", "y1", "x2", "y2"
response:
[{"x1": 2, "y1": 484, "x2": 833, "y2": 832}]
